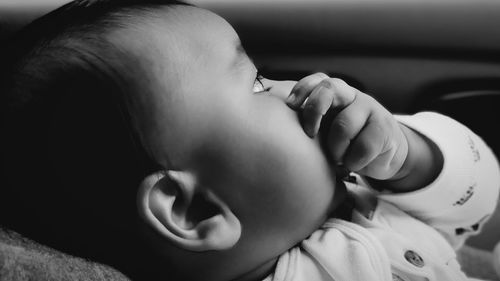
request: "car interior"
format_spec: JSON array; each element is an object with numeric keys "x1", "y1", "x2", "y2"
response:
[{"x1": 1, "y1": 0, "x2": 500, "y2": 280}]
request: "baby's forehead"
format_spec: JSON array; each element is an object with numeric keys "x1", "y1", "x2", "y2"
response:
[
  {"x1": 111, "y1": 5, "x2": 241, "y2": 97},
  {"x1": 123, "y1": 5, "x2": 237, "y2": 51},
  {"x1": 114, "y1": 6, "x2": 236, "y2": 76}
]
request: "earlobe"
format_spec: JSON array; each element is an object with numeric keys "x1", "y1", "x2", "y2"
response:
[{"x1": 137, "y1": 170, "x2": 241, "y2": 251}]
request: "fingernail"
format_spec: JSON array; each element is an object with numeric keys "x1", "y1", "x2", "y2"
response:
[
  {"x1": 305, "y1": 124, "x2": 317, "y2": 138},
  {"x1": 286, "y1": 93, "x2": 296, "y2": 104},
  {"x1": 312, "y1": 122, "x2": 321, "y2": 137},
  {"x1": 305, "y1": 127, "x2": 314, "y2": 138}
]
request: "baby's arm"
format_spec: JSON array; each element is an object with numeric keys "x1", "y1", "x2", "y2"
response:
[{"x1": 377, "y1": 112, "x2": 500, "y2": 248}]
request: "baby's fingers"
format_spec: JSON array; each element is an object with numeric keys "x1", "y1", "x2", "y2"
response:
[
  {"x1": 326, "y1": 100, "x2": 370, "y2": 163},
  {"x1": 302, "y1": 84, "x2": 334, "y2": 137},
  {"x1": 302, "y1": 78, "x2": 357, "y2": 137},
  {"x1": 287, "y1": 72, "x2": 329, "y2": 109}
]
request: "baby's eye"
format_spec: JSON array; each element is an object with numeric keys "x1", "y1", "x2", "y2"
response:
[{"x1": 253, "y1": 72, "x2": 270, "y2": 94}]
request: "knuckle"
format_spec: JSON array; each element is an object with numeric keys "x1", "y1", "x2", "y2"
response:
[
  {"x1": 314, "y1": 72, "x2": 329, "y2": 80},
  {"x1": 330, "y1": 77, "x2": 346, "y2": 86},
  {"x1": 319, "y1": 78, "x2": 335, "y2": 89},
  {"x1": 380, "y1": 113, "x2": 394, "y2": 125},
  {"x1": 328, "y1": 77, "x2": 349, "y2": 90}
]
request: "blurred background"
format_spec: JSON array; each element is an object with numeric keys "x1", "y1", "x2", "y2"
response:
[{"x1": 0, "y1": 0, "x2": 68, "y2": 38}]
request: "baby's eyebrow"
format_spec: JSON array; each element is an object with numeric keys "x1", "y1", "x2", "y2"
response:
[{"x1": 231, "y1": 40, "x2": 253, "y2": 71}]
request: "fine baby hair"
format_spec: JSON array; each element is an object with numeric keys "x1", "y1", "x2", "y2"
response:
[{"x1": 1, "y1": 0, "x2": 189, "y2": 279}]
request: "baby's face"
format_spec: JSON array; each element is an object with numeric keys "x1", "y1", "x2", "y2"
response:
[{"x1": 123, "y1": 5, "x2": 344, "y2": 268}]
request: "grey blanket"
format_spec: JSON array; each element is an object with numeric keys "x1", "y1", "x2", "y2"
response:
[{"x1": 0, "y1": 228, "x2": 130, "y2": 281}]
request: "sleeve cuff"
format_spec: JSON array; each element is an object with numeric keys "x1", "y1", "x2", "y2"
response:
[{"x1": 375, "y1": 112, "x2": 500, "y2": 228}]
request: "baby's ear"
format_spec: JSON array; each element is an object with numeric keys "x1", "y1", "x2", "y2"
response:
[{"x1": 137, "y1": 170, "x2": 241, "y2": 251}]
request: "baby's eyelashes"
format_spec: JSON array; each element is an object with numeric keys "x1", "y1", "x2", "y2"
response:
[{"x1": 252, "y1": 73, "x2": 271, "y2": 94}]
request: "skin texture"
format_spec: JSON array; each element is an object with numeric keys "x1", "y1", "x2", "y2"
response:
[
  {"x1": 107, "y1": 5, "x2": 442, "y2": 281},
  {"x1": 113, "y1": 6, "x2": 343, "y2": 281}
]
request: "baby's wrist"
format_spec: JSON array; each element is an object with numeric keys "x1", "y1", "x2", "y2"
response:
[
  {"x1": 368, "y1": 123, "x2": 442, "y2": 193},
  {"x1": 389, "y1": 124, "x2": 413, "y2": 181},
  {"x1": 384, "y1": 124, "x2": 442, "y2": 192}
]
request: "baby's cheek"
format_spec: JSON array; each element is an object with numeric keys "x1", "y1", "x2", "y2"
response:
[{"x1": 271, "y1": 136, "x2": 336, "y2": 217}]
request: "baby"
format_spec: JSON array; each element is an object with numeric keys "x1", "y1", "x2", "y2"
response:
[{"x1": 1, "y1": 0, "x2": 499, "y2": 281}]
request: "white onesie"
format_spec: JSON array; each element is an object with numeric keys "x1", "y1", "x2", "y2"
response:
[{"x1": 264, "y1": 112, "x2": 500, "y2": 281}]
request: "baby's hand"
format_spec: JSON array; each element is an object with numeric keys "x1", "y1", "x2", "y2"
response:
[{"x1": 287, "y1": 73, "x2": 408, "y2": 180}]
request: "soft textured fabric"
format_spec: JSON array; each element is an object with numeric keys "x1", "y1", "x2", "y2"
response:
[
  {"x1": 0, "y1": 227, "x2": 131, "y2": 281},
  {"x1": 264, "y1": 112, "x2": 500, "y2": 281}
]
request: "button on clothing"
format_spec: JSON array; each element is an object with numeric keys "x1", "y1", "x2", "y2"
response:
[
  {"x1": 405, "y1": 250, "x2": 425, "y2": 268},
  {"x1": 263, "y1": 112, "x2": 500, "y2": 281},
  {"x1": 392, "y1": 273, "x2": 407, "y2": 281}
]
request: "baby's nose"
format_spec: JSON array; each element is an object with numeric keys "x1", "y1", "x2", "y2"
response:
[{"x1": 265, "y1": 79, "x2": 297, "y2": 101}]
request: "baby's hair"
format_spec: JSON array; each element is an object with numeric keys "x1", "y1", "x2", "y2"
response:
[{"x1": 0, "y1": 0, "x2": 188, "y2": 279}]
